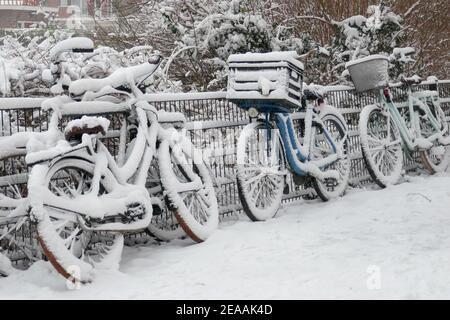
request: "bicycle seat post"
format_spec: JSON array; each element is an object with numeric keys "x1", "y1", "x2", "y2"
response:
[{"x1": 383, "y1": 87, "x2": 392, "y2": 103}]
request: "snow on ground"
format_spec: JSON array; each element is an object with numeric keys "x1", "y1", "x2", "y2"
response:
[{"x1": 2, "y1": 173, "x2": 450, "y2": 299}]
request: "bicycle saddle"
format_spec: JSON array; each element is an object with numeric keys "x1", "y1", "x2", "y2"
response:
[
  {"x1": 303, "y1": 88, "x2": 323, "y2": 101},
  {"x1": 64, "y1": 116, "x2": 109, "y2": 142},
  {"x1": 69, "y1": 55, "x2": 162, "y2": 97}
]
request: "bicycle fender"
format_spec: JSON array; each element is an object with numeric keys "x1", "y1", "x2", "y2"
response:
[{"x1": 47, "y1": 146, "x2": 95, "y2": 168}]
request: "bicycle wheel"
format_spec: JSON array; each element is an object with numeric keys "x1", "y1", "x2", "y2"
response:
[
  {"x1": 418, "y1": 101, "x2": 450, "y2": 173},
  {"x1": 311, "y1": 113, "x2": 350, "y2": 201},
  {"x1": 145, "y1": 158, "x2": 185, "y2": 241},
  {"x1": 158, "y1": 139, "x2": 219, "y2": 243},
  {"x1": 359, "y1": 104, "x2": 404, "y2": 188},
  {"x1": 236, "y1": 122, "x2": 286, "y2": 221},
  {"x1": 29, "y1": 159, "x2": 123, "y2": 283}
]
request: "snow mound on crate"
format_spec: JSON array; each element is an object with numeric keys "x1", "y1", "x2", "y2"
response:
[
  {"x1": 228, "y1": 51, "x2": 304, "y2": 69},
  {"x1": 65, "y1": 116, "x2": 110, "y2": 134}
]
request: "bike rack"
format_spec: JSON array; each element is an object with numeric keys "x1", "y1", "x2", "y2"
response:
[{"x1": 0, "y1": 80, "x2": 450, "y2": 268}]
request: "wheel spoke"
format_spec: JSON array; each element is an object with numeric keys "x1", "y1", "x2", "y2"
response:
[
  {"x1": 40, "y1": 163, "x2": 117, "y2": 279},
  {"x1": 362, "y1": 107, "x2": 403, "y2": 186}
]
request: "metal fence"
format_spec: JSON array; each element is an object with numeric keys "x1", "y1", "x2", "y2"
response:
[{"x1": 1, "y1": 81, "x2": 450, "y2": 267}]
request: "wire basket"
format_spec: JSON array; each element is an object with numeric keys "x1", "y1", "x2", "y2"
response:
[{"x1": 346, "y1": 55, "x2": 389, "y2": 92}]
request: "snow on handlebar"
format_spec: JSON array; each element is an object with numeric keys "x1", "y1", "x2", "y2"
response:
[
  {"x1": 69, "y1": 58, "x2": 161, "y2": 97},
  {"x1": 50, "y1": 37, "x2": 94, "y2": 61}
]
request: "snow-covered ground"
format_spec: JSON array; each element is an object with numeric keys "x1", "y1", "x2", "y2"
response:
[{"x1": 2, "y1": 173, "x2": 450, "y2": 299}]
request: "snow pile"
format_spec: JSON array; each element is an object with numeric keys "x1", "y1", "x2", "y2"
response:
[
  {"x1": 366, "y1": 4, "x2": 401, "y2": 31},
  {"x1": 157, "y1": 110, "x2": 186, "y2": 124},
  {"x1": 411, "y1": 90, "x2": 439, "y2": 99},
  {"x1": 2, "y1": 174, "x2": 450, "y2": 298},
  {"x1": 25, "y1": 139, "x2": 72, "y2": 165},
  {"x1": 334, "y1": 15, "x2": 368, "y2": 51},
  {"x1": 227, "y1": 51, "x2": 303, "y2": 68},
  {"x1": 258, "y1": 76, "x2": 273, "y2": 96},
  {"x1": 0, "y1": 102, "x2": 69, "y2": 164},
  {"x1": 0, "y1": 253, "x2": 14, "y2": 277},
  {"x1": 391, "y1": 47, "x2": 415, "y2": 64},
  {"x1": 0, "y1": 110, "x2": 64, "y2": 161},
  {"x1": 404, "y1": 74, "x2": 422, "y2": 83}
]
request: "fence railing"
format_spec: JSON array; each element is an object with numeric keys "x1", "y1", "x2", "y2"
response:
[{"x1": 1, "y1": 81, "x2": 450, "y2": 267}]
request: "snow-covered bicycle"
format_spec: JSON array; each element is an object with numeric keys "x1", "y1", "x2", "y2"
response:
[
  {"x1": 47, "y1": 38, "x2": 188, "y2": 242},
  {"x1": 346, "y1": 55, "x2": 450, "y2": 188},
  {"x1": 227, "y1": 52, "x2": 350, "y2": 221},
  {"x1": 26, "y1": 56, "x2": 218, "y2": 283},
  {"x1": 0, "y1": 38, "x2": 97, "y2": 274}
]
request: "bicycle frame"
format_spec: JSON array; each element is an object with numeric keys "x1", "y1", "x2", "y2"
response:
[
  {"x1": 99, "y1": 106, "x2": 158, "y2": 187},
  {"x1": 260, "y1": 102, "x2": 344, "y2": 179},
  {"x1": 379, "y1": 86, "x2": 445, "y2": 152},
  {"x1": 30, "y1": 99, "x2": 204, "y2": 232}
]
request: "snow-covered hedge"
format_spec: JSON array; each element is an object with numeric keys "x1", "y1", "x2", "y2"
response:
[
  {"x1": 0, "y1": 30, "x2": 174, "y2": 98},
  {"x1": 0, "y1": 1, "x2": 440, "y2": 96}
]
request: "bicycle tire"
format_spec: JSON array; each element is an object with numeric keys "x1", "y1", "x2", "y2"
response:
[{"x1": 158, "y1": 139, "x2": 219, "y2": 243}]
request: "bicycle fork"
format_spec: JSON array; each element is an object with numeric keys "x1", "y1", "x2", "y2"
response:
[{"x1": 275, "y1": 113, "x2": 340, "y2": 181}]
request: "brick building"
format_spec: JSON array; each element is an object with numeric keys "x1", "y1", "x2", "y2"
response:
[{"x1": 0, "y1": 0, "x2": 113, "y2": 29}]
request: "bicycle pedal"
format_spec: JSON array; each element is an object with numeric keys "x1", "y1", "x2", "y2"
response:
[
  {"x1": 302, "y1": 191, "x2": 318, "y2": 201},
  {"x1": 283, "y1": 184, "x2": 290, "y2": 195}
]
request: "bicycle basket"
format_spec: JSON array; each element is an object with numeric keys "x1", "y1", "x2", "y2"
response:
[
  {"x1": 345, "y1": 55, "x2": 389, "y2": 92},
  {"x1": 227, "y1": 51, "x2": 304, "y2": 110}
]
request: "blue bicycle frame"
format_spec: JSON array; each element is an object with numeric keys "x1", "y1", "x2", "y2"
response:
[{"x1": 236, "y1": 100, "x2": 344, "y2": 179}]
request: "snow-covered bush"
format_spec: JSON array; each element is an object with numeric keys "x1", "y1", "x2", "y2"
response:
[
  {"x1": 329, "y1": 3, "x2": 413, "y2": 84},
  {"x1": 103, "y1": 0, "x2": 312, "y2": 91},
  {"x1": 0, "y1": 30, "x2": 168, "y2": 97},
  {"x1": 0, "y1": 30, "x2": 82, "y2": 97},
  {"x1": 158, "y1": 0, "x2": 309, "y2": 90},
  {"x1": 104, "y1": 0, "x2": 426, "y2": 89},
  {"x1": 0, "y1": 1, "x2": 441, "y2": 94}
]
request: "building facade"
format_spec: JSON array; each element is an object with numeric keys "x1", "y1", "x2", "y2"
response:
[{"x1": 0, "y1": 0, "x2": 113, "y2": 29}]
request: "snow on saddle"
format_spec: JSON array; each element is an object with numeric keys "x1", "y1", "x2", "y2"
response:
[{"x1": 65, "y1": 116, "x2": 110, "y2": 142}]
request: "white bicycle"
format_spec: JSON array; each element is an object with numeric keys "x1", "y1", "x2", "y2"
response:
[{"x1": 26, "y1": 56, "x2": 218, "y2": 283}]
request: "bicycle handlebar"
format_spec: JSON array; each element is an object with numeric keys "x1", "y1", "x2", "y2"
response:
[
  {"x1": 50, "y1": 37, "x2": 94, "y2": 62},
  {"x1": 69, "y1": 56, "x2": 162, "y2": 97}
]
